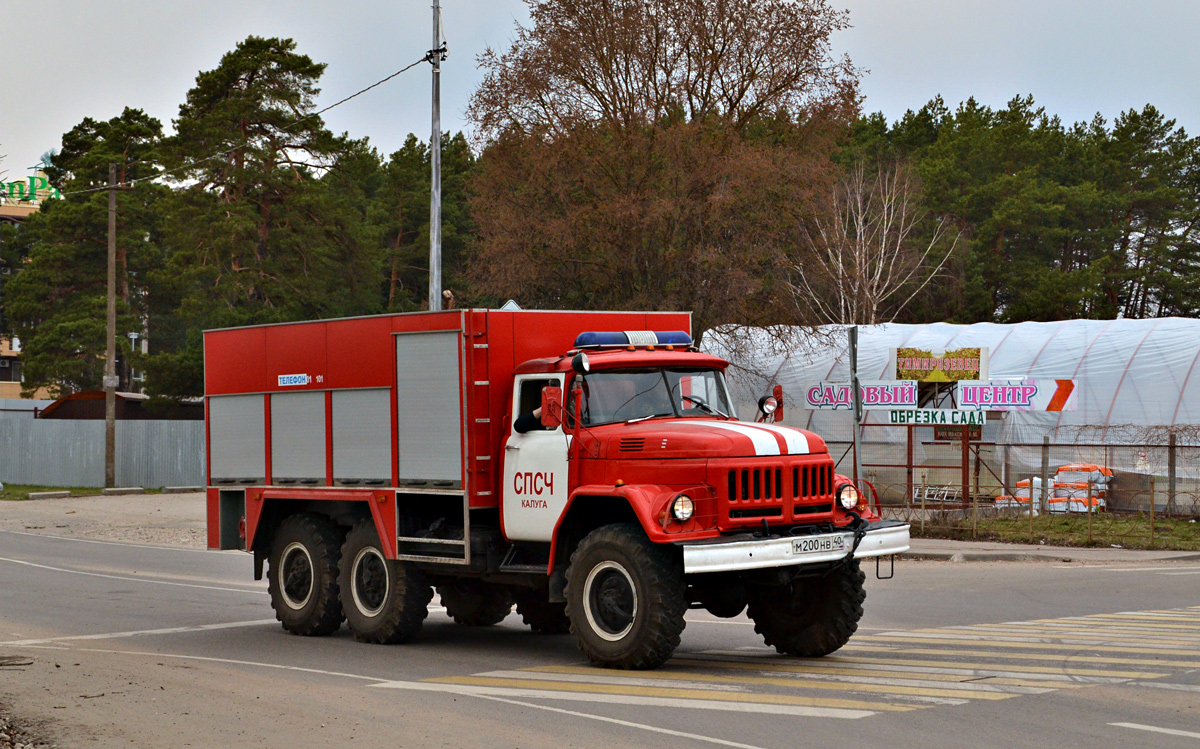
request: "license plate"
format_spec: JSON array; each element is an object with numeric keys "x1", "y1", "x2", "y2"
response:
[{"x1": 791, "y1": 535, "x2": 846, "y2": 555}]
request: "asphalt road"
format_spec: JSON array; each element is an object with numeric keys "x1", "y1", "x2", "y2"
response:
[{"x1": 2, "y1": 529, "x2": 1200, "y2": 748}]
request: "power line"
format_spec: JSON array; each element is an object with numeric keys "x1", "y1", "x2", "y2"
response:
[{"x1": 61, "y1": 55, "x2": 431, "y2": 198}]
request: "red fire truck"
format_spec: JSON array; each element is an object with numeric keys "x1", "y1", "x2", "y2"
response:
[{"x1": 205, "y1": 309, "x2": 908, "y2": 669}]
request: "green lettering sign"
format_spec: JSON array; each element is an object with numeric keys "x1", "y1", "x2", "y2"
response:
[
  {"x1": 887, "y1": 409, "x2": 986, "y2": 426},
  {"x1": 2, "y1": 177, "x2": 61, "y2": 202}
]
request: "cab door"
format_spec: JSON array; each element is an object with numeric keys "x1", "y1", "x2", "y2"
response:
[{"x1": 502, "y1": 374, "x2": 569, "y2": 542}]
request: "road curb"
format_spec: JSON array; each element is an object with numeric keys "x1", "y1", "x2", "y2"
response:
[
  {"x1": 906, "y1": 549, "x2": 1200, "y2": 563},
  {"x1": 906, "y1": 551, "x2": 1047, "y2": 563},
  {"x1": 26, "y1": 490, "x2": 70, "y2": 500}
]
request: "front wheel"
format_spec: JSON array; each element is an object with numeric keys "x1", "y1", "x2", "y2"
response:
[
  {"x1": 565, "y1": 524, "x2": 686, "y2": 669},
  {"x1": 746, "y1": 560, "x2": 866, "y2": 657},
  {"x1": 339, "y1": 520, "x2": 432, "y2": 643}
]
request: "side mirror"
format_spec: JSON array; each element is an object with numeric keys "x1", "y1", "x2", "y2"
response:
[
  {"x1": 540, "y1": 386, "x2": 564, "y2": 429},
  {"x1": 757, "y1": 385, "x2": 785, "y2": 423}
]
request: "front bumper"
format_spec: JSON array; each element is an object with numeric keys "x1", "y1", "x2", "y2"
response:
[{"x1": 679, "y1": 520, "x2": 910, "y2": 574}]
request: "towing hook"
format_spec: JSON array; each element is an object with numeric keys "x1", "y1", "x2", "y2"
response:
[{"x1": 840, "y1": 510, "x2": 868, "y2": 567}]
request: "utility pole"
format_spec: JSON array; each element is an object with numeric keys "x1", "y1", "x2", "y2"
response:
[
  {"x1": 427, "y1": 0, "x2": 444, "y2": 311},
  {"x1": 849, "y1": 325, "x2": 863, "y2": 482},
  {"x1": 0, "y1": 185, "x2": 7, "y2": 337},
  {"x1": 103, "y1": 165, "x2": 133, "y2": 488},
  {"x1": 104, "y1": 164, "x2": 119, "y2": 488}
]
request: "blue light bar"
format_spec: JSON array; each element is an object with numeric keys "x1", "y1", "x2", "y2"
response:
[{"x1": 573, "y1": 330, "x2": 693, "y2": 349}]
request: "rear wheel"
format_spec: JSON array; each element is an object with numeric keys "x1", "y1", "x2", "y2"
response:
[
  {"x1": 438, "y1": 580, "x2": 513, "y2": 626},
  {"x1": 339, "y1": 520, "x2": 432, "y2": 643},
  {"x1": 746, "y1": 560, "x2": 866, "y2": 657},
  {"x1": 267, "y1": 513, "x2": 345, "y2": 636},
  {"x1": 514, "y1": 589, "x2": 570, "y2": 634},
  {"x1": 565, "y1": 524, "x2": 686, "y2": 669}
]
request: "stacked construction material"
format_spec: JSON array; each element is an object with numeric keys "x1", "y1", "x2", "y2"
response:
[
  {"x1": 994, "y1": 465, "x2": 1111, "y2": 514},
  {"x1": 995, "y1": 476, "x2": 1047, "y2": 514},
  {"x1": 1047, "y1": 463, "x2": 1111, "y2": 513}
]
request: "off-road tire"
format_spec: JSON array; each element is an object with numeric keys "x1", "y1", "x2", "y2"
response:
[
  {"x1": 267, "y1": 513, "x2": 345, "y2": 636},
  {"x1": 438, "y1": 580, "x2": 513, "y2": 626},
  {"x1": 746, "y1": 560, "x2": 866, "y2": 657},
  {"x1": 339, "y1": 520, "x2": 432, "y2": 644},
  {"x1": 514, "y1": 589, "x2": 570, "y2": 634},
  {"x1": 565, "y1": 523, "x2": 686, "y2": 669}
]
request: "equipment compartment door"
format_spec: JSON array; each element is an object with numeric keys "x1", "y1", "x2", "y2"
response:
[
  {"x1": 395, "y1": 330, "x2": 463, "y2": 483},
  {"x1": 502, "y1": 375, "x2": 568, "y2": 542}
]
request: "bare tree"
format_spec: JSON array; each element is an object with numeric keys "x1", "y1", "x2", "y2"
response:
[{"x1": 792, "y1": 160, "x2": 961, "y2": 325}]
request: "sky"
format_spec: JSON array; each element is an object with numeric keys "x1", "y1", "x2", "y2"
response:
[{"x1": 2, "y1": 0, "x2": 1197, "y2": 184}]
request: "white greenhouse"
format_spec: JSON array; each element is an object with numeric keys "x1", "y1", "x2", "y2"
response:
[{"x1": 705, "y1": 319, "x2": 1200, "y2": 511}]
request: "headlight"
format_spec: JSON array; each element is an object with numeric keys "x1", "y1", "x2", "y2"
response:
[
  {"x1": 757, "y1": 395, "x2": 778, "y2": 415},
  {"x1": 671, "y1": 494, "x2": 695, "y2": 521},
  {"x1": 837, "y1": 484, "x2": 860, "y2": 510}
]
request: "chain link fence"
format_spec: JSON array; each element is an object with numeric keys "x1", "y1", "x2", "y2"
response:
[{"x1": 823, "y1": 432, "x2": 1200, "y2": 549}]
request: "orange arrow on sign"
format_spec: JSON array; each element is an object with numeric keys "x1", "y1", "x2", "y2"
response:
[{"x1": 1046, "y1": 379, "x2": 1075, "y2": 411}]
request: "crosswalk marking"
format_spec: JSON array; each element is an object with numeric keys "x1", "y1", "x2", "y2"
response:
[
  {"x1": 847, "y1": 643, "x2": 1200, "y2": 668},
  {"x1": 372, "y1": 679, "x2": 876, "y2": 719},
  {"x1": 880, "y1": 628, "x2": 1200, "y2": 647},
  {"x1": 416, "y1": 604, "x2": 1200, "y2": 719},
  {"x1": 966, "y1": 621, "x2": 1200, "y2": 638},
  {"x1": 675, "y1": 655, "x2": 1148, "y2": 682},
  {"x1": 427, "y1": 674, "x2": 917, "y2": 712},
  {"x1": 1029, "y1": 616, "x2": 1200, "y2": 631},
  {"x1": 861, "y1": 633, "x2": 1200, "y2": 657},
  {"x1": 946, "y1": 628, "x2": 1200, "y2": 646},
  {"x1": 1129, "y1": 681, "x2": 1200, "y2": 693},
  {"x1": 509, "y1": 665, "x2": 1044, "y2": 699},
  {"x1": 1080, "y1": 613, "x2": 1200, "y2": 626}
]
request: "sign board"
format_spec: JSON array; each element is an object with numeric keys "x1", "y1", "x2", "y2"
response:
[
  {"x1": 1, "y1": 174, "x2": 61, "y2": 204},
  {"x1": 934, "y1": 424, "x2": 982, "y2": 441},
  {"x1": 893, "y1": 347, "x2": 988, "y2": 383},
  {"x1": 805, "y1": 381, "x2": 918, "y2": 410},
  {"x1": 885, "y1": 409, "x2": 986, "y2": 426},
  {"x1": 955, "y1": 380, "x2": 1076, "y2": 411}
]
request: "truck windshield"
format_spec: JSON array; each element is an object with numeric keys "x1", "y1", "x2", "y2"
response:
[{"x1": 574, "y1": 368, "x2": 734, "y2": 426}]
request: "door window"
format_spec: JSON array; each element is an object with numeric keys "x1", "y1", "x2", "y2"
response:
[{"x1": 514, "y1": 377, "x2": 561, "y2": 433}]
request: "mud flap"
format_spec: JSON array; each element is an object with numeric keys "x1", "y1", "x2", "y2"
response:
[{"x1": 548, "y1": 568, "x2": 567, "y2": 603}]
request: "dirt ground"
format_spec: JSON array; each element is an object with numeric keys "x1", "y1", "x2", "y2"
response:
[
  {"x1": 0, "y1": 493, "x2": 206, "y2": 549},
  {"x1": 0, "y1": 693, "x2": 54, "y2": 749},
  {"x1": 1, "y1": 493, "x2": 209, "y2": 747}
]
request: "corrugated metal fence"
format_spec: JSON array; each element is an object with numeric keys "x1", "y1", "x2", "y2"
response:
[{"x1": 0, "y1": 420, "x2": 204, "y2": 488}]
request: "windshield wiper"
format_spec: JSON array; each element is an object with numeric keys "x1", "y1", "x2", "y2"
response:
[
  {"x1": 682, "y1": 395, "x2": 730, "y2": 419},
  {"x1": 625, "y1": 412, "x2": 674, "y2": 424}
]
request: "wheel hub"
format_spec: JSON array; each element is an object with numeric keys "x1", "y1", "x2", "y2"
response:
[
  {"x1": 583, "y1": 561, "x2": 637, "y2": 641},
  {"x1": 351, "y1": 547, "x2": 389, "y2": 617},
  {"x1": 279, "y1": 542, "x2": 314, "y2": 610}
]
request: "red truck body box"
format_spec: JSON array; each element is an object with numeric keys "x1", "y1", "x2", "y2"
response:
[{"x1": 203, "y1": 309, "x2": 691, "y2": 511}]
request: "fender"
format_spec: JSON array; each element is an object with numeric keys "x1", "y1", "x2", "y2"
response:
[
  {"x1": 241, "y1": 487, "x2": 398, "y2": 558},
  {"x1": 547, "y1": 483, "x2": 715, "y2": 573},
  {"x1": 833, "y1": 473, "x2": 881, "y2": 521}
]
